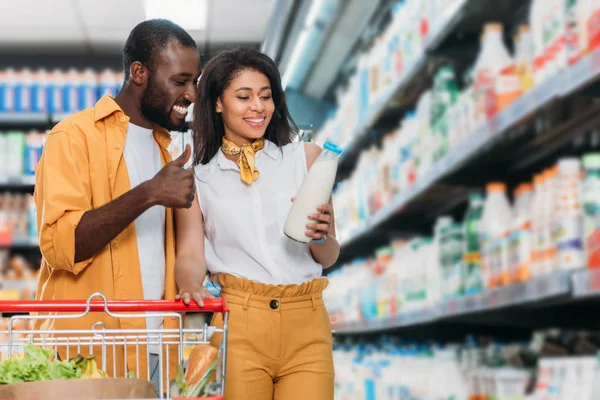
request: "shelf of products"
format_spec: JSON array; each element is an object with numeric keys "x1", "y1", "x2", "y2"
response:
[
  {"x1": 333, "y1": 329, "x2": 600, "y2": 399},
  {"x1": 0, "y1": 249, "x2": 39, "y2": 302},
  {"x1": 328, "y1": 144, "x2": 600, "y2": 334},
  {"x1": 331, "y1": 270, "x2": 577, "y2": 335},
  {"x1": 334, "y1": 44, "x2": 600, "y2": 249},
  {"x1": 326, "y1": 0, "x2": 469, "y2": 162},
  {"x1": 320, "y1": 0, "x2": 600, "y2": 359},
  {"x1": 320, "y1": 0, "x2": 600, "y2": 264},
  {"x1": 0, "y1": 130, "x2": 45, "y2": 187},
  {"x1": 0, "y1": 67, "x2": 123, "y2": 116},
  {"x1": 0, "y1": 192, "x2": 38, "y2": 248}
]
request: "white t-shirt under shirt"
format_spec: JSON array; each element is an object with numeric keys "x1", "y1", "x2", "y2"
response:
[{"x1": 123, "y1": 123, "x2": 166, "y2": 354}]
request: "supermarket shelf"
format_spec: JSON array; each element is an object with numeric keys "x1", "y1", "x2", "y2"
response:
[
  {"x1": 0, "y1": 237, "x2": 39, "y2": 251},
  {"x1": 51, "y1": 113, "x2": 72, "y2": 124},
  {"x1": 441, "y1": 271, "x2": 572, "y2": 316},
  {"x1": 0, "y1": 112, "x2": 48, "y2": 127},
  {"x1": 335, "y1": 0, "x2": 468, "y2": 166},
  {"x1": 339, "y1": 47, "x2": 600, "y2": 248},
  {"x1": 0, "y1": 175, "x2": 35, "y2": 187},
  {"x1": 9, "y1": 237, "x2": 39, "y2": 248},
  {"x1": 332, "y1": 270, "x2": 575, "y2": 335},
  {"x1": 571, "y1": 269, "x2": 600, "y2": 298},
  {"x1": 332, "y1": 307, "x2": 439, "y2": 335},
  {"x1": 0, "y1": 279, "x2": 38, "y2": 293},
  {"x1": 424, "y1": 0, "x2": 469, "y2": 49},
  {"x1": 0, "y1": 111, "x2": 77, "y2": 127}
]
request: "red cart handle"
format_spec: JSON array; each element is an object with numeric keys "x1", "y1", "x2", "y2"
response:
[{"x1": 0, "y1": 298, "x2": 228, "y2": 314}]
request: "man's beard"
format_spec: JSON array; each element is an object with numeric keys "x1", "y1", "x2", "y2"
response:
[{"x1": 140, "y1": 77, "x2": 187, "y2": 132}]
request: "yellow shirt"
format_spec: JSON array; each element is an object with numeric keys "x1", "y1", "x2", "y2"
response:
[{"x1": 34, "y1": 94, "x2": 179, "y2": 380}]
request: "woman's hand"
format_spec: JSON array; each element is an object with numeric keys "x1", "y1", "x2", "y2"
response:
[
  {"x1": 305, "y1": 203, "x2": 333, "y2": 242},
  {"x1": 176, "y1": 286, "x2": 214, "y2": 307}
]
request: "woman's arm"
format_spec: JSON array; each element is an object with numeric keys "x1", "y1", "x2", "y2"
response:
[
  {"x1": 303, "y1": 142, "x2": 341, "y2": 269},
  {"x1": 174, "y1": 195, "x2": 212, "y2": 306}
]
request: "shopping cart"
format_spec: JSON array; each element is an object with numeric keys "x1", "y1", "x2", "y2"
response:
[{"x1": 0, "y1": 292, "x2": 229, "y2": 399}]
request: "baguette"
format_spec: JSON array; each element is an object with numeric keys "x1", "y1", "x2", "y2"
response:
[{"x1": 185, "y1": 344, "x2": 218, "y2": 386}]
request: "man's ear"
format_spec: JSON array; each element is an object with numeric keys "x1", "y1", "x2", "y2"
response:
[{"x1": 130, "y1": 61, "x2": 148, "y2": 86}]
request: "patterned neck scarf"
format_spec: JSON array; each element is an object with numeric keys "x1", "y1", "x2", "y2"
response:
[{"x1": 221, "y1": 137, "x2": 265, "y2": 185}]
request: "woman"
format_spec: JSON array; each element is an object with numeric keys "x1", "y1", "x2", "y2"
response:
[{"x1": 174, "y1": 47, "x2": 340, "y2": 400}]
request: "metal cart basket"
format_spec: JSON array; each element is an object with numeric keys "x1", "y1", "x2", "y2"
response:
[{"x1": 0, "y1": 292, "x2": 229, "y2": 399}]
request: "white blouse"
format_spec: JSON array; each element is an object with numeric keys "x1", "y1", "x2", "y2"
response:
[{"x1": 194, "y1": 140, "x2": 323, "y2": 285}]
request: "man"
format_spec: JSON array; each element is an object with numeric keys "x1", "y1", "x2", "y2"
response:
[{"x1": 33, "y1": 19, "x2": 202, "y2": 391}]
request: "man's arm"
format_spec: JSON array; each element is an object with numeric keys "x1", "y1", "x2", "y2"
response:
[
  {"x1": 74, "y1": 182, "x2": 154, "y2": 262},
  {"x1": 173, "y1": 196, "x2": 212, "y2": 306},
  {"x1": 74, "y1": 145, "x2": 196, "y2": 263}
]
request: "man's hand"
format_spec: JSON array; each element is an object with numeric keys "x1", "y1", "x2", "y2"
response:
[
  {"x1": 176, "y1": 286, "x2": 214, "y2": 307},
  {"x1": 146, "y1": 144, "x2": 195, "y2": 209}
]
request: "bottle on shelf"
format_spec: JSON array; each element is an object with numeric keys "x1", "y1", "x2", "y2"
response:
[
  {"x1": 543, "y1": 167, "x2": 559, "y2": 273},
  {"x1": 554, "y1": 158, "x2": 585, "y2": 270},
  {"x1": 0, "y1": 68, "x2": 17, "y2": 113},
  {"x1": 509, "y1": 183, "x2": 534, "y2": 283},
  {"x1": 48, "y1": 68, "x2": 65, "y2": 115},
  {"x1": 515, "y1": 25, "x2": 536, "y2": 93},
  {"x1": 463, "y1": 192, "x2": 485, "y2": 294},
  {"x1": 15, "y1": 68, "x2": 33, "y2": 113},
  {"x1": 473, "y1": 23, "x2": 521, "y2": 126},
  {"x1": 480, "y1": 182, "x2": 513, "y2": 288},
  {"x1": 32, "y1": 68, "x2": 48, "y2": 113}
]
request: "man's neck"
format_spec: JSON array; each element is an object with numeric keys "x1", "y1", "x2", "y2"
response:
[{"x1": 114, "y1": 86, "x2": 153, "y2": 129}]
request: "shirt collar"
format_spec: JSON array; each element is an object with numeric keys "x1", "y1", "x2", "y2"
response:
[
  {"x1": 94, "y1": 94, "x2": 171, "y2": 150},
  {"x1": 94, "y1": 94, "x2": 122, "y2": 122},
  {"x1": 263, "y1": 139, "x2": 279, "y2": 160}
]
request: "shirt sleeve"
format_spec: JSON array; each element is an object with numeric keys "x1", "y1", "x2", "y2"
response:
[{"x1": 36, "y1": 130, "x2": 94, "y2": 275}]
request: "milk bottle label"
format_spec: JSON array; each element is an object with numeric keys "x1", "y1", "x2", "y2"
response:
[{"x1": 554, "y1": 215, "x2": 584, "y2": 269}]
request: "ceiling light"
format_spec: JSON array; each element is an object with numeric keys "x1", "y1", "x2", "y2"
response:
[{"x1": 144, "y1": 0, "x2": 208, "y2": 31}]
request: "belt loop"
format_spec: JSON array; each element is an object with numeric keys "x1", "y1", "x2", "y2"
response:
[
  {"x1": 310, "y1": 294, "x2": 317, "y2": 311},
  {"x1": 242, "y1": 293, "x2": 251, "y2": 310}
]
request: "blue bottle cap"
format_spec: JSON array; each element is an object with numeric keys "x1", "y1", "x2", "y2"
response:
[{"x1": 323, "y1": 141, "x2": 343, "y2": 155}]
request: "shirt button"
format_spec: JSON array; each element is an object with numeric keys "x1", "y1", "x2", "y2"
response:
[
  {"x1": 108, "y1": 173, "x2": 113, "y2": 180},
  {"x1": 115, "y1": 144, "x2": 121, "y2": 149},
  {"x1": 269, "y1": 300, "x2": 279, "y2": 310},
  {"x1": 120, "y1": 116, "x2": 126, "y2": 123}
]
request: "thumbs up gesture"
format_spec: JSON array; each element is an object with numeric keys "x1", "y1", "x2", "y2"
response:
[{"x1": 147, "y1": 144, "x2": 196, "y2": 208}]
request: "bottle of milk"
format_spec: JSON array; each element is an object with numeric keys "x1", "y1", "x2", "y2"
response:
[
  {"x1": 284, "y1": 141, "x2": 343, "y2": 243},
  {"x1": 480, "y1": 183, "x2": 513, "y2": 288}
]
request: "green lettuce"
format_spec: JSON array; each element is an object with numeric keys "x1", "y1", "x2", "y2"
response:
[{"x1": 0, "y1": 344, "x2": 85, "y2": 384}]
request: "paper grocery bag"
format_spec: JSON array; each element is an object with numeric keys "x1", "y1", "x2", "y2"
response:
[{"x1": 0, "y1": 378, "x2": 157, "y2": 399}]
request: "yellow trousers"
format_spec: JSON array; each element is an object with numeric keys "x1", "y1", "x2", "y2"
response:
[{"x1": 210, "y1": 274, "x2": 335, "y2": 400}]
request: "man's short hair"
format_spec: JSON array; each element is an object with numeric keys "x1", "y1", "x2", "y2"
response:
[{"x1": 122, "y1": 19, "x2": 197, "y2": 80}]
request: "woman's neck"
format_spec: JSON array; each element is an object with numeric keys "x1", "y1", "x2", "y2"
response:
[{"x1": 223, "y1": 134, "x2": 261, "y2": 147}]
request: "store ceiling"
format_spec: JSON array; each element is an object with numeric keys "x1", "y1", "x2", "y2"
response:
[{"x1": 0, "y1": 0, "x2": 275, "y2": 53}]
